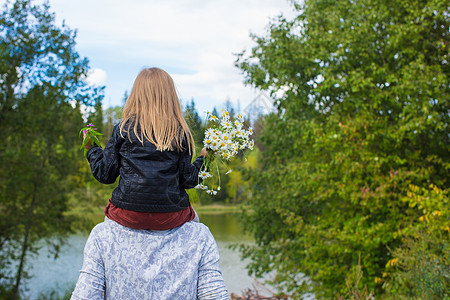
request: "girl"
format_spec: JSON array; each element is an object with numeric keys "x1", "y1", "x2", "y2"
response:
[{"x1": 83, "y1": 67, "x2": 207, "y2": 230}]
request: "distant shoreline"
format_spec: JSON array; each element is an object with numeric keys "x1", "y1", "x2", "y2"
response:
[
  {"x1": 77, "y1": 203, "x2": 244, "y2": 228},
  {"x1": 193, "y1": 203, "x2": 243, "y2": 214}
]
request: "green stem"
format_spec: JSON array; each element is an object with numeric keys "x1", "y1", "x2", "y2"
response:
[{"x1": 215, "y1": 160, "x2": 221, "y2": 189}]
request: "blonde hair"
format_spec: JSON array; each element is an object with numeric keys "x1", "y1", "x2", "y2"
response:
[{"x1": 120, "y1": 67, "x2": 195, "y2": 154}]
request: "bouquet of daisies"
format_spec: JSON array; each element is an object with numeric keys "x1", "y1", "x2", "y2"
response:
[{"x1": 196, "y1": 109, "x2": 254, "y2": 195}]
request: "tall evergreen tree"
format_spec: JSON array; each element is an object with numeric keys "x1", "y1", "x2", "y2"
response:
[
  {"x1": 0, "y1": 0, "x2": 103, "y2": 297},
  {"x1": 122, "y1": 90, "x2": 129, "y2": 106},
  {"x1": 184, "y1": 98, "x2": 204, "y2": 148},
  {"x1": 104, "y1": 105, "x2": 123, "y2": 139},
  {"x1": 224, "y1": 97, "x2": 236, "y2": 119},
  {"x1": 88, "y1": 100, "x2": 104, "y2": 134}
]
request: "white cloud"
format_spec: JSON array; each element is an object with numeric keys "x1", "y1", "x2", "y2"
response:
[{"x1": 85, "y1": 68, "x2": 107, "y2": 86}]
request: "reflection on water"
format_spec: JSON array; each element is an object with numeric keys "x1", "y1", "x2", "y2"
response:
[
  {"x1": 199, "y1": 212, "x2": 257, "y2": 296},
  {"x1": 198, "y1": 212, "x2": 252, "y2": 243},
  {"x1": 24, "y1": 213, "x2": 258, "y2": 299},
  {"x1": 25, "y1": 235, "x2": 86, "y2": 299}
]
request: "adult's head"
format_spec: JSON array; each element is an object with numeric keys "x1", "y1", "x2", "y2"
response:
[{"x1": 120, "y1": 67, "x2": 195, "y2": 154}]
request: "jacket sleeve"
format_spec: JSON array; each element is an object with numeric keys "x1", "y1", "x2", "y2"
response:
[
  {"x1": 86, "y1": 124, "x2": 123, "y2": 184},
  {"x1": 179, "y1": 147, "x2": 204, "y2": 189},
  {"x1": 180, "y1": 150, "x2": 203, "y2": 189}
]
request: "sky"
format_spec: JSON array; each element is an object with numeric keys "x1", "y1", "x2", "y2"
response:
[{"x1": 45, "y1": 0, "x2": 296, "y2": 116}]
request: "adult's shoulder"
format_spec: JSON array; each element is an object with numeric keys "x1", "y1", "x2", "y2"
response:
[
  {"x1": 178, "y1": 221, "x2": 216, "y2": 243},
  {"x1": 88, "y1": 217, "x2": 122, "y2": 241},
  {"x1": 88, "y1": 218, "x2": 112, "y2": 237},
  {"x1": 179, "y1": 220, "x2": 208, "y2": 230}
]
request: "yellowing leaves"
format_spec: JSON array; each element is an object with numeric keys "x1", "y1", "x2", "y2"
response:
[
  {"x1": 374, "y1": 277, "x2": 384, "y2": 284},
  {"x1": 386, "y1": 258, "x2": 399, "y2": 268}
]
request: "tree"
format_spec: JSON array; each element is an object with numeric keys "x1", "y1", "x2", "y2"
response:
[
  {"x1": 122, "y1": 90, "x2": 129, "y2": 106},
  {"x1": 236, "y1": 0, "x2": 448, "y2": 298},
  {"x1": 104, "y1": 105, "x2": 123, "y2": 139},
  {"x1": 224, "y1": 97, "x2": 236, "y2": 119},
  {"x1": 184, "y1": 98, "x2": 204, "y2": 149},
  {"x1": 0, "y1": 0, "x2": 102, "y2": 297},
  {"x1": 88, "y1": 100, "x2": 104, "y2": 134}
]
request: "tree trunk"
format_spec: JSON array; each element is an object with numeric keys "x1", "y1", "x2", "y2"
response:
[{"x1": 12, "y1": 182, "x2": 38, "y2": 300}]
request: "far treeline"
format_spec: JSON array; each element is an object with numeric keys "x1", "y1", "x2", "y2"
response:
[{"x1": 0, "y1": 0, "x2": 448, "y2": 299}]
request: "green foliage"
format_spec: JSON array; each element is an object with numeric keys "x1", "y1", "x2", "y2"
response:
[
  {"x1": 382, "y1": 183, "x2": 449, "y2": 299},
  {"x1": 0, "y1": 0, "x2": 102, "y2": 296},
  {"x1": 226, "y1": 147, "x2": 260, "y2": 203},
  {"x1": 384, "y1": 229, "x2": 449, "y2": 299},
  {"x1": 236, "y1": 0, "x2": 449, "y2": 298},
  {"x1": 338, "y1": 255, "x2": 375, "y2": 300},
  {"x1": 79, "y1": 124, "x2": 103, "y2": 155},
  {"x1": 64, "y1": 157, "x2": 114, "y2": 232},
  {"x1": 186, "y1": 188, "x2": 200, "y2": 204}
]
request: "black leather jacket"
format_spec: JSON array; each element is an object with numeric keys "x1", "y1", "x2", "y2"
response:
[{"x1": 86, "y1": 124, "x2": 203, "y2": 212}]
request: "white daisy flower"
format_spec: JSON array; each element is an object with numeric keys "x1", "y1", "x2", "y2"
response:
[
  {"x1": 196, "y1": 184, "x2": 208, "y2": 190},
  {"x1": 210, "y1": 140, "x2": 219, "y2": 151},
  {"x1": 209, "y1": 115, "x2": 219, "y2": 122},
  {"x1": 221, "y1": 132, "x2": 231, "y2": 143},
  {"x1": 219, "y1": 141, "x2": 228, "y2": 150},
  {"x1": 206, "y1": 189, "x2": 217, "y2": 195},
  {"x1": 234, "y1": 120, "x2": 243, "y2": 128},
  {"x1": 231, "y1": 147, "x2": 238, "y2": 156},
  {"x1": 221, "y1": 118, "x2": 232, "y2": 129},
  {"x1": 236, "y1": 114, "x2": 244, "y2": 122},
  {"x1": 221, "y1": 109, "x2": 230, "y2": 118},
  {"x1": 204, "y1": 137, "x2": 212, "y2": 148},
  {"x1": 221, "y1": 152, "x2": 231, "y2": 160},
  {"x1": 205, "y1": 128, "x2": 215, "y2": 136},
  {"x1": 199, "y1": 170, "x2": 213, "y2": 180}
]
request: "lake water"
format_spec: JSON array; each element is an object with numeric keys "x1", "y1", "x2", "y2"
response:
[{"x1": 23, "y1": 212, "x2": 264, "y2": 299}]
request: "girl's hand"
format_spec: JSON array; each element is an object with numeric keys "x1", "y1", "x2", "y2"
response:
[
  {"x1": 79, "y1": 124, "x2": 102, "y2": 155},
  {"x1": 83, "y1": 130, "x2": 93, "y2": 150},
  {"x1": 201, "y1": 147, "x2": 208, "y2": 157}
]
